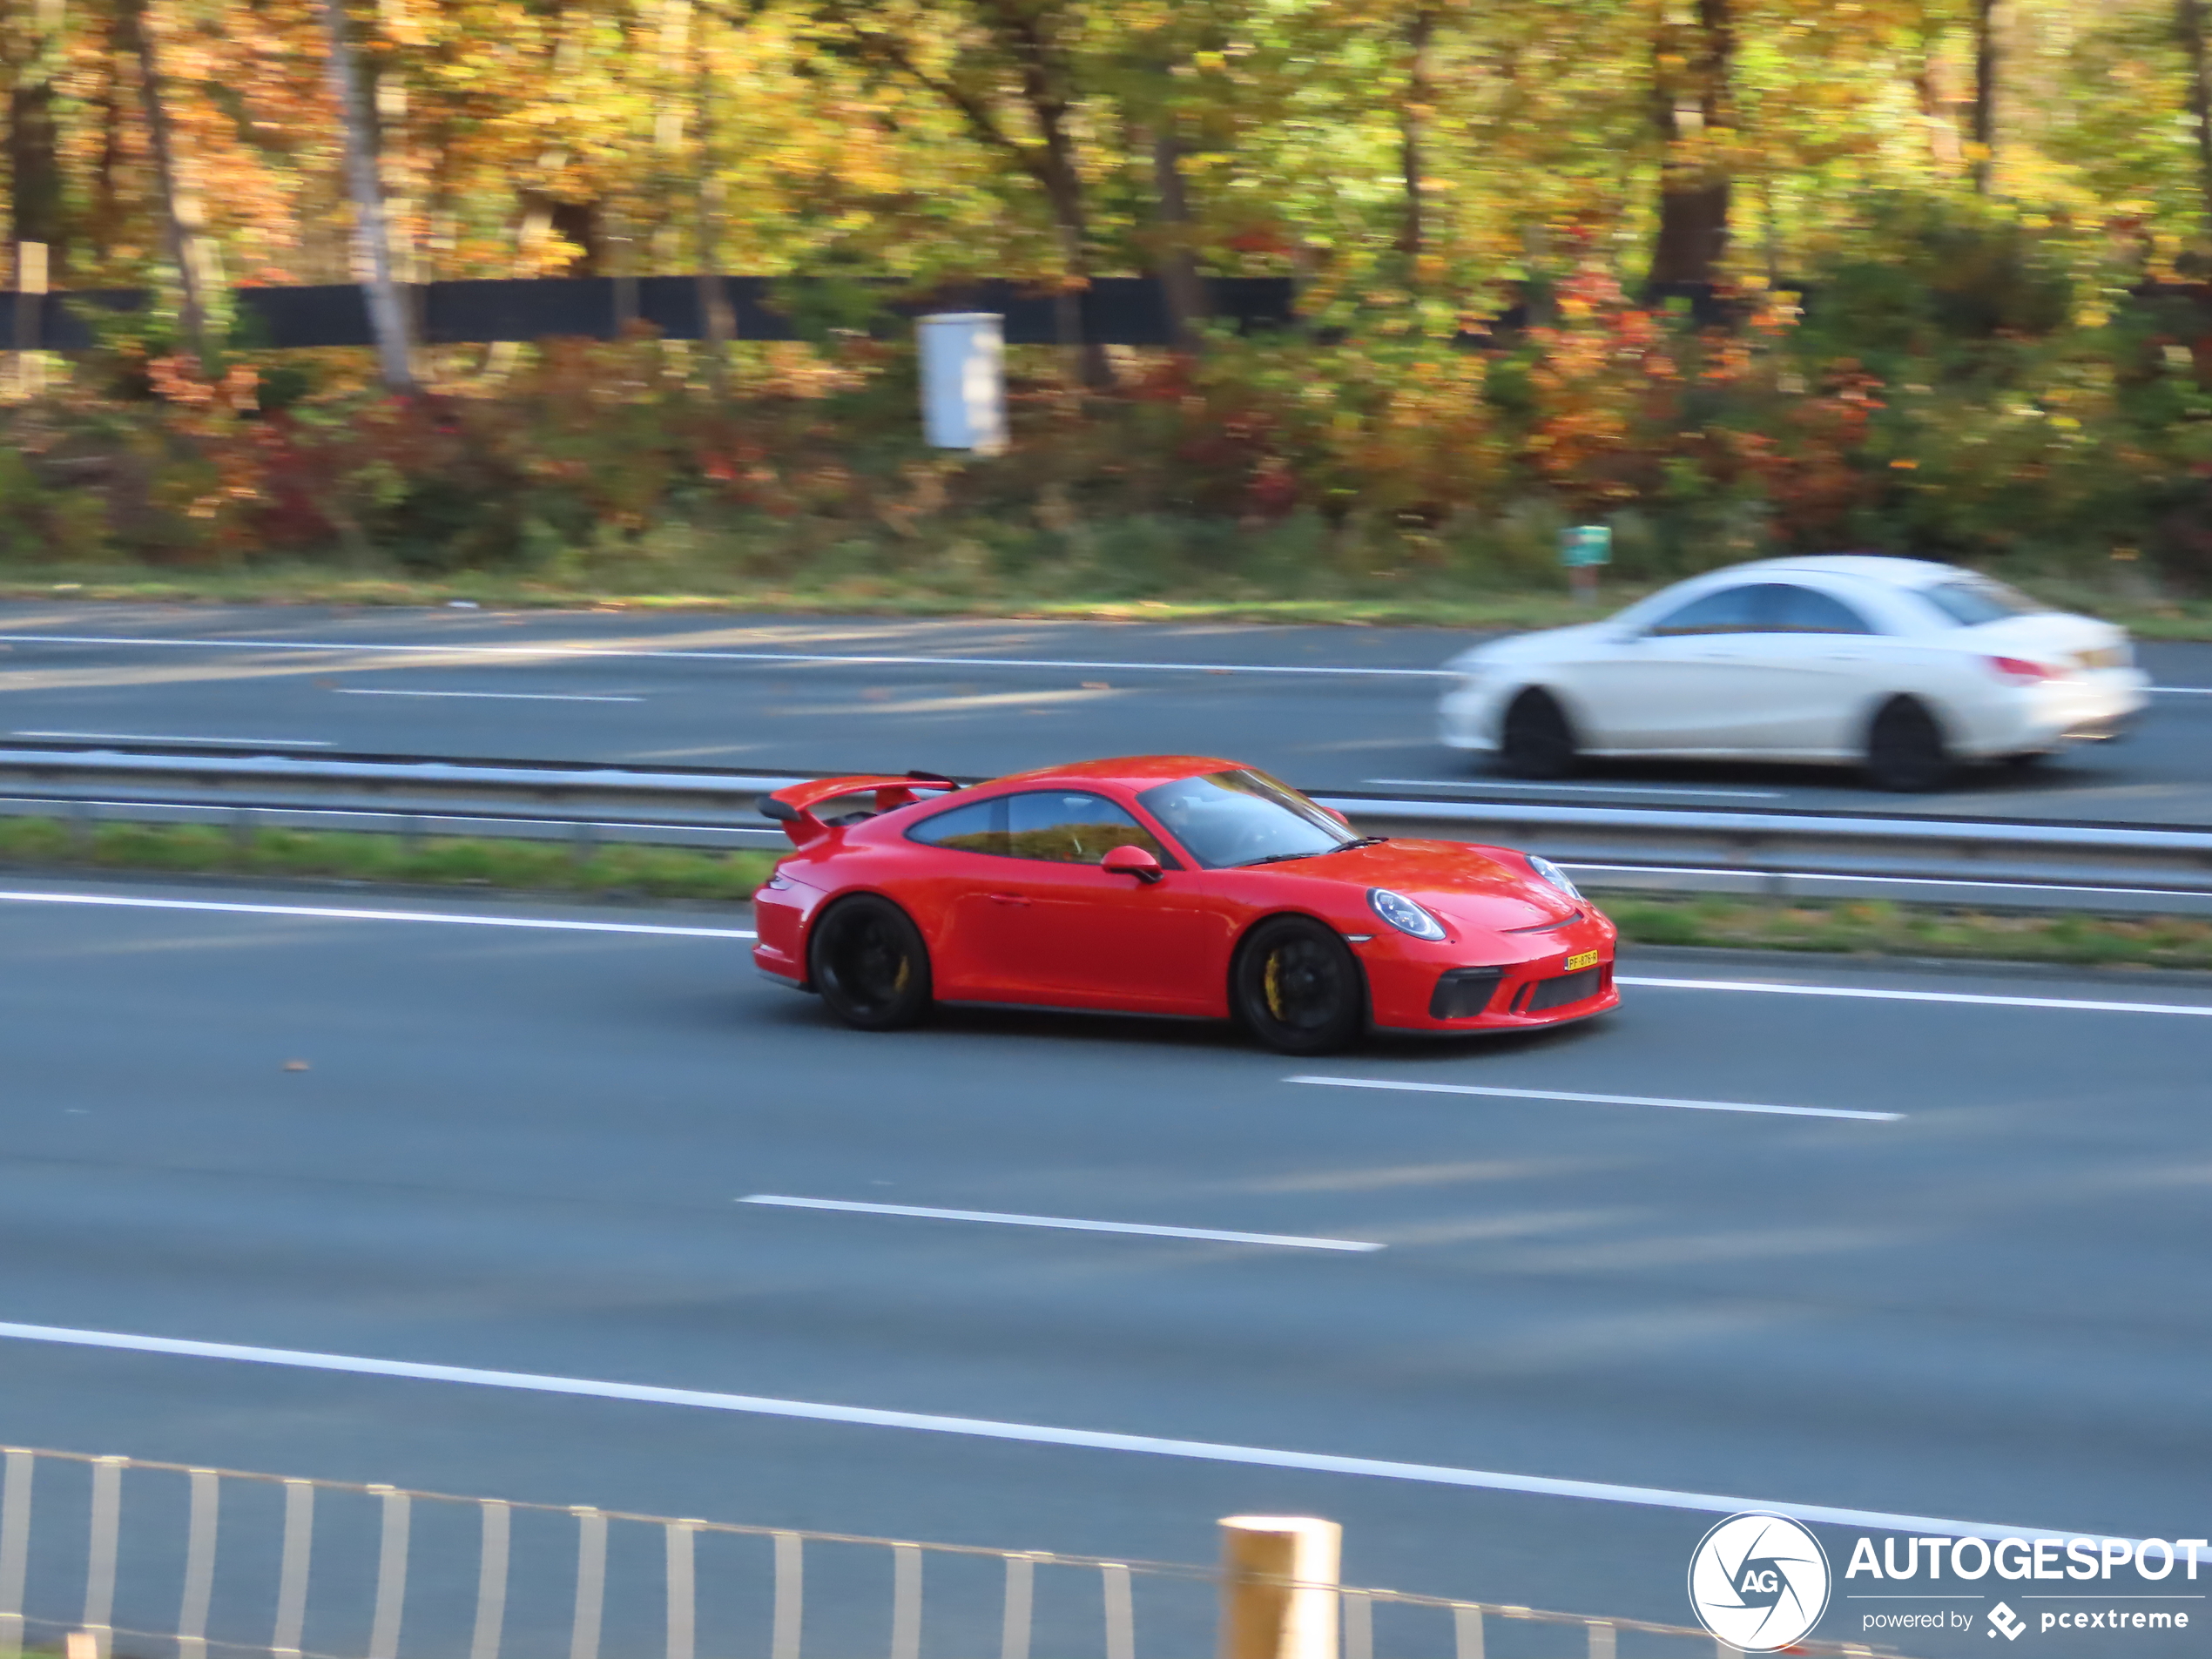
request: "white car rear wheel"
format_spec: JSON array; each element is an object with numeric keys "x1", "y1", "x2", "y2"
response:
[{"x1": 1865, "y1": 696, "x2": 1954, "y2": 792}]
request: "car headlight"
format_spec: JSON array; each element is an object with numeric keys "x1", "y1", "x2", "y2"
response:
[
  {"x1": 1369, "y1": 887, "x2": 1447, "y2": 941},
  {"x1": 1527, "y1": 854, "x2": 1581, "y2": 902}
]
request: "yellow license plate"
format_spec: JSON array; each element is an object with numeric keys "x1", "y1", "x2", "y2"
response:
[{"x1": 1565, "y1": 949, "x2": 1602, "y2": 973}]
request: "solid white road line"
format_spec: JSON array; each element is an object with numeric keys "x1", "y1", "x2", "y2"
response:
[
  {"x1": 2151, "y1": 686, "x2": 2212, "y2": 695},
  {"x1": 0, "y1": 889, "x2": 757, "y2": 938},
  {"x1": 739, "y1": 1194, "x2": 1383, "y2": 1251},
  {"x1": 1286, "y1": 1076, "x2": 1900, "y2": 1122},
  {"x1": 1366, "y1": 779, "x2": 1784, "y2": 800},
  {"x1": 0, "y1": 1317, "x2": 2068, "y2": 1542},
  {"x1": 1621, "y1": 975, "x2": 2212, "y2": 1017},
  {"x1": 0, "y1": 632, "x2": 1451, "y2": 679},
  {"x1": 334, "y1": 689, "x2": 644, "y2": 703},
  {"x1": 11, "y1": 730, "x2": 333, "y2": 747}
]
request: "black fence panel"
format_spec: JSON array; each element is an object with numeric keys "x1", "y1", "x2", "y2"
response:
[
  {"x1": 44, "y1": 273, "x2": 2205, "y2": 354},
  {"x1": 23, "y1": 288, "x2": 140, "y2": 349},
  {"x1": 16, "y1": 274, "x2": 1302, "y2": 351}
]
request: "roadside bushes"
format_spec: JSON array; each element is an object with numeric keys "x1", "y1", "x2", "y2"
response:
[{"x1": 8, "y1": 225, "x2": 2212, "y2": 603}]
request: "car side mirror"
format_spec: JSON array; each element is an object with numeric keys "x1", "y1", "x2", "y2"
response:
[{"x1": 1101, "y1": 844, "x2": 1164, "y2": 884}]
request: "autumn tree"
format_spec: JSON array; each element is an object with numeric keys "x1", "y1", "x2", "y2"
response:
[{"x1": 1649, "y1": 0, "x2": 1733, "y2": 288}]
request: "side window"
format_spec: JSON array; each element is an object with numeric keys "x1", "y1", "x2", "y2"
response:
[
  {"x1": 1644, "y1": 584, "x2": 1773, "y2": 636},
  {"x1": 906, "y1": 796, "x2": 1008, "y2": 856},
  {"x1": 1770, "y1": 584, "x2": 1878, "y2": 635},
  {"x1": 1004, "y1": 792, "x2": 1172, "y2": 866}
]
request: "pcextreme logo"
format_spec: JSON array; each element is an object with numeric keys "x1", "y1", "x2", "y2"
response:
[{"x1": 1687, "y1": 1513, "x2": 1832, "y2": 1652}]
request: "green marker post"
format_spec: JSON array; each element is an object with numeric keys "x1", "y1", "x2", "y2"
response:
[{"x1": 1561, "y1": 523, "x2": 1611, "y2": 604}]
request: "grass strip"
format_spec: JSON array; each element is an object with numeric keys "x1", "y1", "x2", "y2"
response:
[
  {"x1": 0, "y1": 818, "x2": 775, "y2": 902},
  {"x1": 1601, "y1": 891, "x2": 2212, "y2": 971}
]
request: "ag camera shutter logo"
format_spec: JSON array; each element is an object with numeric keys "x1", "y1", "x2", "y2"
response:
[{"x1": 1687, "y1": 1513, "x2": 1832, "y2": 1652}]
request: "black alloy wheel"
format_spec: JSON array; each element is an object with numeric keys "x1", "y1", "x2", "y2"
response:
[
  {"x1": 1231, "y1": 916, "x2": 1366, "y2": 1055},
  {"x1": 1496, "y1": 687, "x2": 1580, "y2": 779},
  {"x1": 808, "y1": 895, "x2": 934, "y2": 1030},
  {"x1": 1864, "y1": 696, "x2": 1954, "y2": 792}
]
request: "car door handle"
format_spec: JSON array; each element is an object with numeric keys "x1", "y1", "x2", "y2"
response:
[{"x1": 986, "y1": 893, "x2": 1030, "y2": 907}]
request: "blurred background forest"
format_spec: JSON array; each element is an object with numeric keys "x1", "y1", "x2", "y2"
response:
[{"x1": 8, "y1": 0, "x2": 2212, "y2": 610}]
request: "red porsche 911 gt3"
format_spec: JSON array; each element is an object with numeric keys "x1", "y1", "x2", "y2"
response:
[{"x1": 752, "y1": 756, "x2": 1618, "y2": 1054}]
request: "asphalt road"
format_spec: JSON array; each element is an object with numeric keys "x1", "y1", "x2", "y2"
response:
[
  {"x1": 5, "y1": 603, "x2": 2212, "y2": 823},
  {"x1": 3, "y1": 874, "x2": 2208, "y2": 1656}
]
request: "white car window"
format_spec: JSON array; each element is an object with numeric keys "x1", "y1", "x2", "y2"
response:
[
  {"x1": 1645, "y1": 584, "x2": 1774, "y2": 636},
  {"x1": 1769, "y1": 584, "x2": 1878, "y2": 635},
  {"x1": 1919, "y1": 577, "x2": 2047, "y2": 627}
]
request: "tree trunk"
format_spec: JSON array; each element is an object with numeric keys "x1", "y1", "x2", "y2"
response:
[
  {"x1": 1649, "y1": 0, "x2": 1732, "y2": 289},
  {"x1": 8, "y1": 0, "x2": 66, "y2": 267},
  {"x1": 1971, "y1": 0, "x2": 1998, "y2": 194},
  {"x1": 995, "y1": 3, "x2": 1107, "y2": 387},
  {"x1": 2182, "y1": 0, "x2": 2212, "y2": 234},
  {"x1": 1044, "y1": 192, "x2": 1103, "y2": 389},
  {"x1": 116, "y1": 0, "x2": 215, "y2": 364},
  {"x1": 1399, "y1": 7, "x2": 1435, "y2": 266},
  {"x1": 88, "y1": 8, "x2": 126, "y2": 266},
  {"x1": 694, "y1": 24, "x2": 732, "y2": 399},
  {"x1": 1910, "y1": 24, "x2": 1964, "y2": 170},
  {"x1": 316, "y1": 0, "x2": 416, "y2": 390},
  {"x1": 1148, "y1": 124, "x2": 1206, "y2": 350}
]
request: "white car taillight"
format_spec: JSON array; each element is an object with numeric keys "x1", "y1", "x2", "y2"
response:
[{"x1": 1987, "y1": 655, "x2": 2060, "y2": 685}]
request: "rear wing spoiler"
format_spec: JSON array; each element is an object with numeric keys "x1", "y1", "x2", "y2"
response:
[{"x1": 760, "y1": 772, "x2": 961, "y2": 846}]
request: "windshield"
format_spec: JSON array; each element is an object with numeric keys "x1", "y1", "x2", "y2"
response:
[
  {"x1": 1136, "y1": 770, "x2": 1357, "y2": 869},
  {"x1": 1919, "y1": 577, "x2": 2047, "y2": 628}
]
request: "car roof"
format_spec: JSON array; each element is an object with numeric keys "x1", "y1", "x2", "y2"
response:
[
  {"x1": 981, "y1": 755, "x2": 1241, "y2": 791},
  {"x1": 1728, "y1": 554, "x2": 1963, "y2": 588}
]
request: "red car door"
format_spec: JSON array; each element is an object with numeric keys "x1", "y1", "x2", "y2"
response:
[
  {"x1": 963, "y1": 790, "x2": 1222, "y2": 1014},
  {"x1": 897, "y1": 792, "x2": 1025, "y2": 1001}
]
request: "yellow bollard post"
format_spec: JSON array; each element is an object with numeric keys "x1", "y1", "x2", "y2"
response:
[{"x1": 1217, "y1": 1516, "x2": 1342, "y2": 1659}]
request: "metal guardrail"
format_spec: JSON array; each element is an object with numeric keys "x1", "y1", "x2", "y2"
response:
[
  {"x1": 0, "y1": 1446, "x2": 1906, "y2": 1659},
  {"x1": 3, "y1": 742, "x2": 2210, "y2": 913},
  {"x1": 1323, "y1": 794, "x2": 2212, "y2": 915}
]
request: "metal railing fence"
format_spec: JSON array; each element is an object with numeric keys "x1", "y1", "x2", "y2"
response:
[{"x1": 0, "y1": 1447, "x2": 1913, "y2": 1659}]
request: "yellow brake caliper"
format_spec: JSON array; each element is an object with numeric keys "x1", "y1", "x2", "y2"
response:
[{"x1": 1264, "y1": 949, "x2": 1286, "y2": 1021}]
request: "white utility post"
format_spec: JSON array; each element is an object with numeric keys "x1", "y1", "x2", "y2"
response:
[
  {"x1": 1217, "y1": 1516, "x2": 1342, "y2": 1659},
  {"x1": 918, "y1": 312, "x2": 1008, "y2": 453}
]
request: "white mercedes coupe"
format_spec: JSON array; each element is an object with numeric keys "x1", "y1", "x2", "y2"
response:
[{"x1": 1437, "y1": 556, "x2": 2149, "y2": 791}]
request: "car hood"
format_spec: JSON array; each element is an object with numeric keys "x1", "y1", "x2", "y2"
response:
[
  {"x1": 1290, "y1": 839, "x2": 1580, "y2": 931},
  {"x1": 1444, "y1": 624, "x2": 1617, "y2": 671}
]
